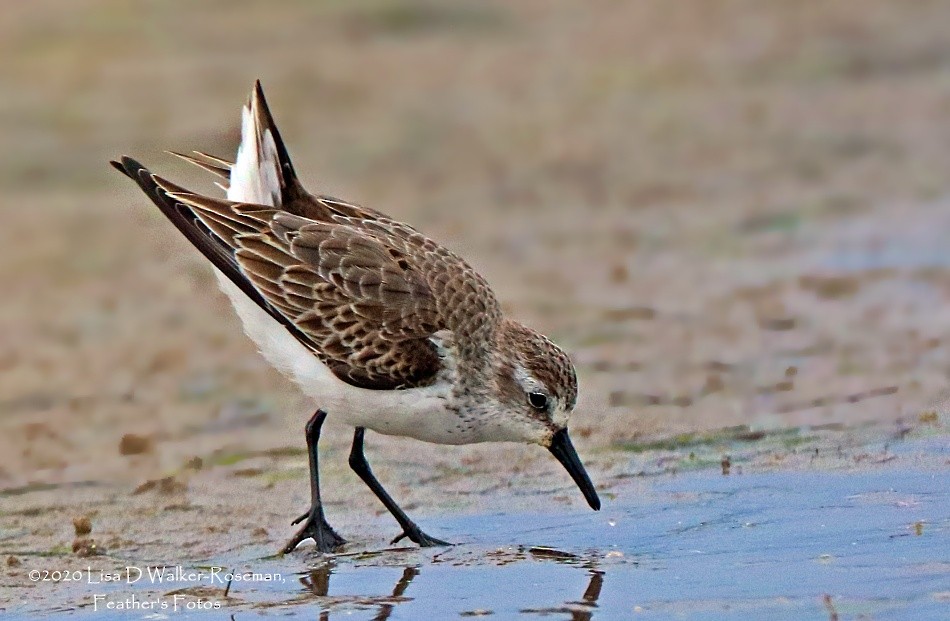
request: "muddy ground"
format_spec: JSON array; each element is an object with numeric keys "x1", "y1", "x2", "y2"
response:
[{"x1": 2, "y1": 1, "x2": 950, "y2": 617}]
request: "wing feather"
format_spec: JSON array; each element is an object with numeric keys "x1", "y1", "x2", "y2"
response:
[
  {"x1": 117, "y1": 158, "x2": 443, "y2": 389},
  {"x1": 167, "y1": 151, "x2": 232, "y2": 181}
]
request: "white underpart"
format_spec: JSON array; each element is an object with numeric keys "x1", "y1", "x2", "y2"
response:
[{"x1": 217, "y1": 100, "x2": 467, "y2": 444}]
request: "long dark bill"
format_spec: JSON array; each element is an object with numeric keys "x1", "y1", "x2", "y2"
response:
[{"x1": 548, "y1": 428, "x2": 601, "y2": 510}]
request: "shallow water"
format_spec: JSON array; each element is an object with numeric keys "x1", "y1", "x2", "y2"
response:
[{"x1": 10, "y1": 458, "x2": 949, "y2": 620}]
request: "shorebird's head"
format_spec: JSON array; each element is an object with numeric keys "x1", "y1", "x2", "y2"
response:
[{"x1": 493, "y1": 319, "x2": 600, "y2": 510}]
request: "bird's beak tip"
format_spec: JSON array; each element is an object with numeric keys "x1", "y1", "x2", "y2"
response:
[{"x1": 547, "y1": 428, "x2": 601, "y2": 511}]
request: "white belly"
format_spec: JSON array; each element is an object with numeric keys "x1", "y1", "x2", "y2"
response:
[{"x1": 214, "y1": 271, "x2": 473, "y2": 445}]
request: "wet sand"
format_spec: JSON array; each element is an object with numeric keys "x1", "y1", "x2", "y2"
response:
[{"x1": 5, "y1": 435, "x2": 948, "y2": 618}]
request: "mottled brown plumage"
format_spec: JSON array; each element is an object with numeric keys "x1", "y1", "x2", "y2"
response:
[
  {"x1": 131, "y1": 120, "x2": 507, "y2": 393},
  {"x1": 125, "y1": 168, "x2": 501, "y2": 391},
  {"x1": 112, "y1": 82, "x2": 599, "y2": 553}
]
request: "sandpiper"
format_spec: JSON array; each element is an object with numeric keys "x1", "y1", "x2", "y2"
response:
[{"x1": 112, "y1": 81, "x2": 600, "y2": 553}]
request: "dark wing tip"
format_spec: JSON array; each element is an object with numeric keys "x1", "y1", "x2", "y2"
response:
[
  {"x1": 109, "y1": 159, "x2": 128, "y2": 177},
  {"x1": 112, "y1": 157, "x2": 169, "y2": 204},
  {"x1": 113, "y1": 155, "x2": 146, "y2": 175},
  {"x1": 110, "y1": 157, "x2": 141, "y2": 179}
]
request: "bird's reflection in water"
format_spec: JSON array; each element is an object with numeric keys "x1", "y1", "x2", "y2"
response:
[
  {"x1": 372, "y1": 567, "x2": 419, "y2": 621},
  {"x1": 568, "y1": 570, "x2": 605, "y2": 620},
  {"x1": 521, "y1": 569, "x2": 605, "y2": 620},
  {"x1": 298, "y1": 563, "x2": 419, "y2": 621},
  {"x1": 296, "y1": 561, "x2": 604, "y2": 619},
  {"x1": 299, "y1": 563, "x2": 331, "y2": 596}
]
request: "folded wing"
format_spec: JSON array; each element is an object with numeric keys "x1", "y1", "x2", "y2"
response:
[{"x1": 111, "y1": 156, "x2": 442, "y2": 390}]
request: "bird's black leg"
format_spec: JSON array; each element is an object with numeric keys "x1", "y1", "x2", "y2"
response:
[
  {"x1": 282, "y1": 410, "x2": 346, "y2": 554},
  {"x1": 348, "y1": 427, "x2": 450, "y2": 547}
]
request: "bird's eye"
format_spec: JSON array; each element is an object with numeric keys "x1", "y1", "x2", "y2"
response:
[{"x1": 528, "y1": 392, "x2": 549, "y2": 411}]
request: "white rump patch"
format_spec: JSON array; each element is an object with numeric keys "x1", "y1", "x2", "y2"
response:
[{"x1": 228, "y1": 104, "x2": 282, "y2": 207}]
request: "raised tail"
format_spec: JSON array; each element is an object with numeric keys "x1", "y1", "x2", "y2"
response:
[{"x1": 229, "y1": 80, "x2": 304, "y2": 208}]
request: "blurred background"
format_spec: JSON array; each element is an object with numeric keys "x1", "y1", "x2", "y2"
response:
[{"x1": 2, "y1": 0, "x2": 950, "y2": 537}]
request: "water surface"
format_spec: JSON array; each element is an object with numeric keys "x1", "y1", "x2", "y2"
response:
[{"x1": 10, "y1": 463, "x2": 948, "y2": 620}]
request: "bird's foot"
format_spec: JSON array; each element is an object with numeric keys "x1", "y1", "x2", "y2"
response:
[
  {"x1": 390, "y1": 524, "x2": 451, "y2": 547},
  {"x1": 282, "y1": 507, "x2": 346, "y2": 554}
]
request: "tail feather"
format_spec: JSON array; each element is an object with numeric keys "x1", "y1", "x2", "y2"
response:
[
  {"x1": 229, "y1": 80, "x2": 303, "y2": 208},
  {"x1": 192, "y1": 150, "x2": 234, "y2": 169},
  {"x1": 167, "y1": 150, "x2": 231, "y2": 181}
]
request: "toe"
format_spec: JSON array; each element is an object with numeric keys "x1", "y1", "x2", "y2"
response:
[{"x1": 391, "y1": 528, "x2": 450, "y2": 547}]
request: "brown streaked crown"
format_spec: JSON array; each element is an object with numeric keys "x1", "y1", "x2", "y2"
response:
[{"x1": 497, "y1": 319, "x2": 578, "y2": 411}]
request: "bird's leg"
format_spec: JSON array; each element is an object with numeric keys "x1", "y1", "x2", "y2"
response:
[
  {"x1": 348, "y1": 427, "x2": 450, "y2": 547},
  {"x1": 282, "y1": 410, "x2": 346, "y2": 554}
]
